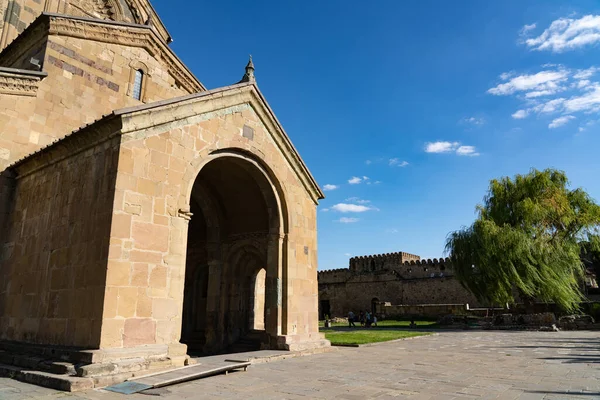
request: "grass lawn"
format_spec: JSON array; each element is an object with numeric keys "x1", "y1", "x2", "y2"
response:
[
  {"x1": 322, "y1": 329, "x2": 432, "y2": 346},
  {"x1": 318, "y1": 319, "x2": 440, "y2": 329}
]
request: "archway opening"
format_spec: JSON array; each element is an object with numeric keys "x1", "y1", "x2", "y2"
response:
[
  {"x1": 181, "y1": 156, "x2": 279, "y2": 355},
  {"x1": 251, "y1": 268, "x2": 266, "y2": 331},
  {"x1": 371, "y1": 297, "x2": 380, "y2": 315}
]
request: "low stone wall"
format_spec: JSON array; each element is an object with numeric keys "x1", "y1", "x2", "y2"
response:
[{"x1": 377, "y1": 303, "x2": 469, "y2": 318}]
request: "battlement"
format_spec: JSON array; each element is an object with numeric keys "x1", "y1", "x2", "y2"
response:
[
  {"x1": 403, "y1": 257, "x2": 450, "y2": 266},
  {"x1": 349, "y1": 251, "x2": 420, "y2": 264},
  {"x1": 349, "y1": 250, "x2": 421, "y2": 274},
  {"x1": 317, "y1": 268, "x2": 349, "y2": 276}
]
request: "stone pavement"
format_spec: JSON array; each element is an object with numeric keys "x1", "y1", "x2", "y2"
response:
[{"x1": 1, "y1": 330, "x2": 599, "y2": 399}]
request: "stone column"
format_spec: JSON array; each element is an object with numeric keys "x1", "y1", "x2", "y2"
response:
[
  {"x1": 167, "y1": 209, "x2": 193, "y2": 360},
  {"x1": 265, "y1": 233, "x2": 284, "y2": 340}
]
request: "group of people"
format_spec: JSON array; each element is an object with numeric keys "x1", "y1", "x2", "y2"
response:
[{"x1": 347, "y1": 310, "x2": 377, "y2": 328}]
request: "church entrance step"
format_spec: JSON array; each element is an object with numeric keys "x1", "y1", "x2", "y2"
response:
[
  {"x1": 0, "y1": 363, "x2": 94, "y2": 392},
  {"x1": 0, "y1": 349, "x2": 181, "y2": 392}
]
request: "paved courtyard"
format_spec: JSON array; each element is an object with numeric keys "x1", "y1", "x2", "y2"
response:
[{"x1": 0, "y1": 330, "x2": 599, "y2": 399}]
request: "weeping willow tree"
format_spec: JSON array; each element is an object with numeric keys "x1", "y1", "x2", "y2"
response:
[{"x1": 445, "y1": 168, "x2": 600, "y2": 312}]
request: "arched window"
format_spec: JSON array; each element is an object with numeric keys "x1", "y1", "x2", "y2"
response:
[{"x1": 132, "y1": 69, "x2": 144, "y2": 100}]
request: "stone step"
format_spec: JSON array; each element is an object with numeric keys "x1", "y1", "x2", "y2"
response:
[
  {"x1": 0, "y1": 348, "x2": 181, "y2": 392},
  {"x1": 0, "y1": 351, "x2": 78, "y2": 375},
  {"x1": 76, "y1": 356, "x2": 173, "y2": 378},
  {"x1": 37, "y1": 360, "x2": 77, "y2": 376},
  {"x1": 0, "y1": 363, "x2": 94, "y2": 392}
]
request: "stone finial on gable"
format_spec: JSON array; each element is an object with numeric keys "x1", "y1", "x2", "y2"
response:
[{"x1": 239, "y1": 55, "x2": 255, "y2": 83}]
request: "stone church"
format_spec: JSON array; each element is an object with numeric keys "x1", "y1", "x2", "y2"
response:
[{"x1": 0, "y1": 0, "x2": 327, "y2": 387}]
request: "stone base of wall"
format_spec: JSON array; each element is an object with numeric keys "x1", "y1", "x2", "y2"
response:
[
  {"x1": 274, "y1": 333, "x2": 331, "y2": 352},
  {"x1": 0, "y1": 336, "x2": 331, "y2": 391},
  {"x1": 378, "y1": 303, "x2": 469, "y2": 318},
  {"x1": 0, "y1": 340, "x2": 191, "y2": 391}
]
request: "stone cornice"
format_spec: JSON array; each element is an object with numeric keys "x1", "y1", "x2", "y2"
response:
[
  {"x1": 0, "y1": 68, "x2": 47, "y2": 96},
  {"x1": 0, "y1": 14, "x2": 205, "y2": 93}
]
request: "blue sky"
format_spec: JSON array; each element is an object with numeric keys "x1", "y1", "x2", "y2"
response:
[{"x1": 154, "y1": 1, "x2": 600, "y2": 270}]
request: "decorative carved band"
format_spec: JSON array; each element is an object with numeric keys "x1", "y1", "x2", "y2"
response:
[{"x1": 0, "y1": 72, "x2": 42, "y2": 96}]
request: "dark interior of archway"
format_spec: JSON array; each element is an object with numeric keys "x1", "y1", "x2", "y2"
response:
[{"x1": 181, "y1": 157, "x2": 274, "y2": 355}]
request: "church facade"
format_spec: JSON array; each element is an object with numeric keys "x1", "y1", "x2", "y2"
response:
[{"x1": 0, "y1": 0, "x2": 327, "y2": 382}]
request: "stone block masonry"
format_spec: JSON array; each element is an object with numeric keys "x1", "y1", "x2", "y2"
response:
[{"x1": 318, "y1": 252, "x2": 481, "y2": 318}]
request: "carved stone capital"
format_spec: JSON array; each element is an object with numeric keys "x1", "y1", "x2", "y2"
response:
[{"x1": 178, "y1": 208, "x2": 193, "y2": 221}]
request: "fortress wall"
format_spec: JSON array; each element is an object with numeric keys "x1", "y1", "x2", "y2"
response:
[{"x1": 318, "y1": 254, "x2": 482, "y2": 318}]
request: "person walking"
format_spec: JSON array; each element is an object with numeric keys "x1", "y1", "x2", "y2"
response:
[{"x1": 348, "y1": 311, "x2": 356, "y2": 327}]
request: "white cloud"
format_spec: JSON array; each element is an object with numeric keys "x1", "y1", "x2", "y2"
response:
[
  {"x1": 373, "y1": 181, "x2": 382, "y2": 185},
  {"x1": 323, "y1": 184, "x2": 338, "y2": 191},
  {"x1": 574, "y1": 67, "x2": 599, "y2": 80},
  {"x1": 331, "y1": 203, "x2": 372, "y2": 213},
  {"x1": 348, "y1": 176, "x2": 362, "y2": 185},
  {"x1": 532, "y1": 98, "x2": 566, "y2": 114},
  {"x1": 338, "y1": 217, "x2": 359, "y2": 223},
  {"x1": 548, "y1": 115, "x2": 576, "y2": 128},
  {"x1": 320, "y1": 208, "x2": 329, "y2": 212},
  {"x1": 491, "y1": 65, "x2": 600, "y2": 124},
  {"x1": 577, "y1": 79, "x2": 592, "y2": 89},
  {"x1": 520, "y1": 23, "x2": 537, "y2": 37},
  {"x1": 564, "y1": 84, "x2": 600, "y2": 113},
  {"x1": 456, "y1": 146, "x2": 480, "y2": 156},
  {"x1": 488, "y1": 70, "x2": 569, "y2": 96},
  {"x1": 389, "y1": 158, "x2": 409, "y2": 167},
  {"x1": 345, "y1": 197, "x2": 371, "y2": 204},
  {"x1": 512, "y1": 109, "x2": 529, "y2": 119},
  {"x1": 385, "y1": 228, "x2": 399, "y2": 234},
  {"x1": 363, "y1": 176, "x2": 369, "y2": 180},
  {"x1": 425, "y1": 141, "x2": 459, "y2": 153},
  {"x1": 365, "y1": 160, "x2": 372, "y2": 165},
  {"x1": 344, "y1": 253, "x2": 353, "y2": 257},
  {"x1": 461, "y1": 117, "x2": 485, "y2": 126},
  {"x1": 524, "y1": 15, "x2": 600, "y2": 53},
  {"x1": 425, "y1": 141, "x2": 479, "y2": 156}
]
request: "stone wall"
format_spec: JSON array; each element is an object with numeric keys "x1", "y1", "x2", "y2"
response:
[
  {"x1": 319, "y1": 255, "x2": 481, "y2": 318},
  {"x1": 0, "y1": 14, "x2": 202, "y2": 171},
  {"x1": 0, "y1": 128, "x2": 120, "y2": 347},
  {"x1": 376, "y1": 303, "x2": 469, "y2": 318}
]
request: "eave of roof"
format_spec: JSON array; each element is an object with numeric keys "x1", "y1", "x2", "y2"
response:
[{"x1": 0, "y1": 67, "x2": 48, "y2": 78}]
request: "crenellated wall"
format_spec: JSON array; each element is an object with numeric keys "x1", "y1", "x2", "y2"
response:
[
  {"x1": 348, "y1": 251, "x2": 420, "y2": 274},
  {"x1": 318, "y1": 252, "x2": 482, "y2": 318}
]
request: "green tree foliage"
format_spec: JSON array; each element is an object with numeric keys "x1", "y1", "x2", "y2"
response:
[{"x1": 445, "y1": 168, "x2": 600, "y2": 312}]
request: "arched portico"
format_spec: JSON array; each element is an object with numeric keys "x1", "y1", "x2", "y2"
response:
[{"x1": 179, "y1": 150, "x2": 287, "y2": 355}]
